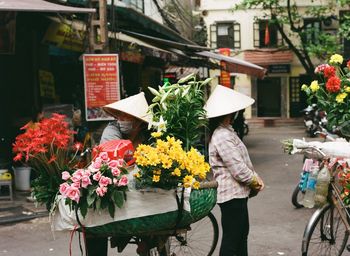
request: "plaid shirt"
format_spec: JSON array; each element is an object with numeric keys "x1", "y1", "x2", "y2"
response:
[{"x1": 209, "y1": 125, "x2": 255, "y2": 203}]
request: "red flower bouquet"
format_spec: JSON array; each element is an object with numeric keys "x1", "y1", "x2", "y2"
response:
[
  {"x1": 302, "y1": 54, "x2": 350, "y2": 132},
  {"x1": 12, "y1": 113, "x2": 83, "y2": 210}
]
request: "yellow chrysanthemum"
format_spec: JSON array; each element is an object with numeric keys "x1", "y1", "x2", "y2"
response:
[
  {"x1": 152, "y1": 175, "x2": 160, "y2": 183},
  {"x1": 183, "y1": 175, "x2": 193, "y2": 184},
  {"x1": 171, "y1": 168, "x2": 181, "y2": 177},
  {"x1": 310, "y1": 80, "x2": 319, "y2": 92},
  {"x1": 336, "y1": 93, "x2": 347, "y2": 103},
  {"x1": 345, "y1": 86, "x2": 350, "y2": 93},
  {"x1": 192, "y1": 181, "x2": 200, "y2": 189},
  {"x1": 133, "y1": 172, "x2": 141, "y2": 178},
  {"x1": 329, "y1": 54, "x2": 344, "y2": 65},
  {"x1": 151, "y1": 132, "x2": 162, "y2": 138},
  {"x1": 301, "y1": 84, "x2": 308, "y2": 91}
]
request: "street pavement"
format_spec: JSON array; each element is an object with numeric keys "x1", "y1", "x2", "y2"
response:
[{"x1": 0, "y1": 125, "x2": 335, "y2": 256}]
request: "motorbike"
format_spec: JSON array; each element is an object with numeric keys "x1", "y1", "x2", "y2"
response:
[{"x1": 301, "y1": 104, "x2": 327, "y2": 137}]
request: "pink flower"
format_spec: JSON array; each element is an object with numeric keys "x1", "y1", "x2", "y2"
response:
[
  {"x1": 92, "y1": 159, "x2": 102, "y2": 169},
  {"x1": 93, "y1": 171, "x2": 102, "y2": 181},
  {"x1": 113, "y1": 178, "x2": 118, "y2": 185},
  {"x1": 72, "y1": 181, "x2": 81, "y2": 188},
  {"x1": 116, "y1": 159, "x2": 124, "y2": 167},
  {"x1": 99, "y1": 152, "x2": 109, "y2": 161},
  {"x1": 108, "y1": 160, "x2": 119, "y2": 168},
  {"x1": 59, "y1": 182, "x2": 70, "y2": 196},
  {"x1": 111, "y1": 167, "x2": 121, "y2": 177},
  {"x1": 81, "y1": 175, "x2": 92, "y2": 188},
  {"x1": 62, "y1": 171, "x2": 71, "y2": 181},
  {"x1": 66, "y1": 186, "x2": 80, "y2": 203},
  {"x1": 99, "y1": 176, "x2": 112, "y2": 187},
  {"x1": 72, "y1": 169, "x2": 84, "y2": 181},
  {"x1": 314, "y1": 64, "x2": 330, "y2": 74},
  {"x1": 96, "y1": 186, "x2": 107, "y2": 197},
  {"x1": 118, "y1": 175, "x2": 129, "y2": 187}
]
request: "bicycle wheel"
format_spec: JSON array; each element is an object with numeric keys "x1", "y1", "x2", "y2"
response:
[
  {"x1": 291, "y1": 184, "x2": 304, "y2": 209},
  {"x1": 302, "y1": 203, "x2": 349, "y2": 256},
  {"x1": 166, "y1": 212, "x2": 219, "y2": 256}
]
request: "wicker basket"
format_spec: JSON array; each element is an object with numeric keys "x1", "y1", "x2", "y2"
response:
[{"x1": 81, "y1": 182, "x2": 217, "y2": 236}]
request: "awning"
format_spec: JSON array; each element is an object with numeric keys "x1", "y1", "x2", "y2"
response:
[
  {"x1": 121, "y1": 31, "x2": 266, "y2": 78},
  {"x1": 0, "y1": 0, "x2": 95, "y2": 13},
  {"x1": 122, "y1": 30, "x2": 210, "y2": 53},
  {"x1": 244, "y1": 49, "x2": 293, "y2": 65},
  {"x1": 195, "y1": 51, "x2": 266, "y2": 79}
]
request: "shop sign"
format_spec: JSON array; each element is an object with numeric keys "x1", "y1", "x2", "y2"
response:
[
  {"x1": 119, "y1": 51, "x2": 145, "y2": 64},
  {"x1": 0, "y1": 12, "x2": 16, "y2": 54},
  {"x1": 42, "y1": 21, "x2": 85, "y2": 52},
  {"x1": 39, "y1": 70, "x2": 56, "y2": 99},
  {"x1": 219, "y1": 48, "x2": 231, "y2": 88},
  {"x1": 83, "y1": 54, "x2": 120, "y2": 121},
  {"x1": 268, "y1": 64, "x2": 290, "y2": 74}
]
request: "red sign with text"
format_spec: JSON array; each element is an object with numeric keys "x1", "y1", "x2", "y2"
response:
[
  {"x1": 83, "y1": 54, "x2": 120, "y2": 121},
  {"x1": 219, "y1": 48, "x2": 231, "y2": 88}
]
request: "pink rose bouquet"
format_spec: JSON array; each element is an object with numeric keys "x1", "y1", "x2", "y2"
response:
[{"x1": 59, "y1": 152, "x2": 129, "y2": 218}]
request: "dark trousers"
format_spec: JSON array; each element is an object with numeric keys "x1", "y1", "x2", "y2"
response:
[{"x1": 218, "y1": 198, "x2": 249, "y2": 256}]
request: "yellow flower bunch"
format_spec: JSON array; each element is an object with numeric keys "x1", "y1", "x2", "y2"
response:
[{"x1": 133, "y1": 136, "x2": 210, "y2": 190}]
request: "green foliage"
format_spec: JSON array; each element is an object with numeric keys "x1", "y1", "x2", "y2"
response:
[{"x1": 148, "y1": 74, "x2": 211, "y2": 151}]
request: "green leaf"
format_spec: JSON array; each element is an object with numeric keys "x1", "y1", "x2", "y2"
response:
[
  {"x1": 108, "y1": 203, "x2": 115, "y2": 218},
  {"x1": 79, "y1": 200, "x2": 88, "y2": 218},
  {"x1": 113, "y1": 191, "x2": 125, "y2": 208},
  {"x1": 87, "y1": 193, "x2": 96, "y2": 207}
]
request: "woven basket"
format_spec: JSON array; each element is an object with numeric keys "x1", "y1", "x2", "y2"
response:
[{"x1": 81, "y1": 182, "x2": 217, "y2": 236}]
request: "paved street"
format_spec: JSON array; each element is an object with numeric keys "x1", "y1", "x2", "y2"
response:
[{"x1": 0, "y1": 125, "x2": 329, "y2": 256}]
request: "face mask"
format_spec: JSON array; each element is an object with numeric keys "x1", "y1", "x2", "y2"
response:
[{"x1": 118, "y1": 120, "x2": 133, "y2": 134}]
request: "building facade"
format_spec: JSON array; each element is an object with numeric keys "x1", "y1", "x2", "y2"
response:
[{"x1": 199, "y1": 0, "x2": 348, "y2": 119}]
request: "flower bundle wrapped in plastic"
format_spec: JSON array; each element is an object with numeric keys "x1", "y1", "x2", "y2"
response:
[
  {"x1": 59, "y1": 152, "x2": 129, "y2": 218},
  {"x1": 302, "y1": 54, "x2": 350, "y2": 134},
  {"x1": 12, "y1": 113, "x2": 82, "y2": 210},
  {"x1": 134, "y1": 135, "x2": 210, "y2": 190},
  {"x1": 134, "y1": 74, "x2": 212, "y2": 190}
]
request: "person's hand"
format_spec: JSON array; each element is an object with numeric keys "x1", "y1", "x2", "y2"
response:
[
  {"x1": 248, "y1": 175, "x2": 264, "y2": 198},
  {"x1": 256, "y1": 176, "x2": 265, "y2": 191}
]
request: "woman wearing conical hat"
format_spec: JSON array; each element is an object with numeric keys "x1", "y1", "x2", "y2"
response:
[
  {"x1": 100, "y1": 92, "x2": 150, "y2": 148},
  {"x1": 205, "y1": 85, "x2": 264, "y2": 256}
]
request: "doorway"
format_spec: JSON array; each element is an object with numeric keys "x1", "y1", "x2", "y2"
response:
[{"x1": 257, "y1": 77, "x2": 281, "y2": 117}]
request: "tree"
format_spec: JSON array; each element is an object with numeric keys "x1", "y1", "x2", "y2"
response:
[{"x1": 235, "y1": 0, "x2": 350, "y2": 76}]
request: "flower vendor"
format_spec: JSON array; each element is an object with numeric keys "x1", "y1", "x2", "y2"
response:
[
  {"x1": 205, "y1": 85, "x2": 264, "y2": 256},
  {"x1": 100, "y1": 92, "x2": 150, "y2": 146},
  {"x1": 87, "y1": 92, "x2": 150, "y2": 256}
]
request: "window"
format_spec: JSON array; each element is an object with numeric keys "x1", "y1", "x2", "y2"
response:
[
  {"x1": 302, "y1": 18, "x2": 321, "y2": 44},
  {"x1": 130, "y1": 0, "x2": 144, "y2": 13},
  {"x1": 210, "y1": 22, "x2": 241, "y2": 49},
  {"x1": 253, "y1": 20, "x2": 282, "y2": 48}
]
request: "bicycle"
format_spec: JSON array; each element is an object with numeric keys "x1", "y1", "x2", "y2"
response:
[
  {"x1": 291, "y1": 129, "x2": 338, "y2": 209},
  {"x1": 301, "y1": 147, "x2": 350, "y2": 256},
  {"x1": 73, "y1": 181, "x2": 219, "y2": 256}
]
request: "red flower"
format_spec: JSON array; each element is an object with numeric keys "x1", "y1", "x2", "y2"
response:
[
  {"x1": 324, "y1": 66, "x2": 336, "y2": 78},
  {"x1": 73, "y1": 142, "x2": 83, "y2": 152},
  {"x1": 326, "y1": 76, "x2": 341, "y2": 93},
  {"x1": 347, "y1": 60, "x2": 350, "y2": 70},
  {"x1": 48, "y1": 155, "x2": 57, "y2": 164}
]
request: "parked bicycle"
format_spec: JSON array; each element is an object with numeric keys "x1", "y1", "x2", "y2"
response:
[
  {"x1": 291, "y1": 129, "x2": 338, "y2": 209},
  {"x1": 300, "y1": 147, "x2": 350, "y2": 256}
]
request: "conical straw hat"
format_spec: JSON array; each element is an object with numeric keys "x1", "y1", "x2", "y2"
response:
[
  {"x1": 103, "y1": 92, "x2": 150, "y2": 123},
  {"x1": 204, "y1": 85, "x2": 255, "y2": 118}
]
